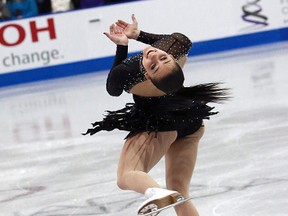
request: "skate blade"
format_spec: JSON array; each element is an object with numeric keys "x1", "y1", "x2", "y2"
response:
[{"x1": 138, "y1": 193, "x2": 185, "y2": 215}]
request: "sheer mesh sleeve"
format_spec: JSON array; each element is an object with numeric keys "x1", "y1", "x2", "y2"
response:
[
  {"x1": 136, "y1": 31, "x2": 169, "y2": 45},
  {"x1": 152, "y1": 32, "x2": 192, "y2": 59},
  {"x1": 137, "y1": 31, "x2": 192, "y2": 60}
]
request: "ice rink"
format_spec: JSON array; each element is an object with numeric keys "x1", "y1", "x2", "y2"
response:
[{"x1": 1, "y1": 41, "x2": 288, "y2": 216}]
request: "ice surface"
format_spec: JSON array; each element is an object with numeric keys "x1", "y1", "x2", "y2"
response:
[{"x1": 0, "y1": 42, "x2": 288, "y2": 216}]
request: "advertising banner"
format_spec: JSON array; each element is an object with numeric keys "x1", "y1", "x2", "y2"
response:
[{"x1": 0, "y1": 0, "x2": 287, "y2": 86}]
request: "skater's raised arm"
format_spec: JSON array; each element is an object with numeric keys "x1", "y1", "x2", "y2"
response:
[
  {"x1": 104, "y1": 24, "x2": 129, "y2": 67},
  {"x1": 115, "y1": 14, "x2": 141, "y2": 40},
  {"x1": 104, "y1": 24, "x2": 130, "y2": 96},
  {"x1": 116, "y1": 14, "x2": 170, "y2": 44},
  {"x1": 116, "y1": 15, "x2": 192, "y2": 60}
]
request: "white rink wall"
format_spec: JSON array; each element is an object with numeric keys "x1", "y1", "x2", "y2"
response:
[
  {"x1": 0, "y1": 0, "x2": 288, "y2": 85},
  {"x1": 1, "y1": 2, "x2": 288, "y2": 215}
]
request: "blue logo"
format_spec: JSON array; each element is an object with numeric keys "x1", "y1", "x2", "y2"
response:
[{"x1": 241, "y1": 0, "x2": 269, "y2": 31}]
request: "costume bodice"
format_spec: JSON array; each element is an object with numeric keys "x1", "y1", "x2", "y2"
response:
[{"x1": 106, "y1": 31, "x2": 192, "y2": 96}]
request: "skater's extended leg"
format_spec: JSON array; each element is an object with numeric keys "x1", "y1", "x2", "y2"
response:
[
  {"x1": 117, "y1": 131, "x2": 177, "y2": 194},
  {"x1": 165, "y1": 125, "x2": 204, "y2": 216}
]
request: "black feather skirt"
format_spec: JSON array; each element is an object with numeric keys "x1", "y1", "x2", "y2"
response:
[{"x1": 82, "y1": 92, "x2": 219, "y2": 139}]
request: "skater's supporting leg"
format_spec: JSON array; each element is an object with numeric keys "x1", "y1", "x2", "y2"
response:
[
  {"x1": 117, "y1": 131, "x2": 177, "y2": 194},
  {"x1": 165, "y1": 125, "x2": 204, "y2": 216}
]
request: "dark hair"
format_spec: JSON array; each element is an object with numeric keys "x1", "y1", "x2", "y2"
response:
[
  {"x1": 150, "y1": 62, "x2": 184, "y2": 94},
  {"x1": 176, "y1": 82, "x2": 231, "y2": 103}
]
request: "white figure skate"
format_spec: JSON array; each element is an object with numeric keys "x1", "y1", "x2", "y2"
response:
[{"x1": 137, "y1": 188, "x2": 186, "y2": 216}]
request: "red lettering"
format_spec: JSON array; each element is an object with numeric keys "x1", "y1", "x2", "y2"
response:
[
  {"x1": 0, "y1": 24, "x2": 26, "y2": 46},
  {"x1": 30, "y1": 18, "x2": 56, "y2": 42},
  {"x1": 13, "y1": 122, "x2": 40, "y2": 143}
]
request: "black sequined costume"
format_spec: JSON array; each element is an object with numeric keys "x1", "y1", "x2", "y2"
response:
[
  {"x1": 106, "y1": 31, "x2": 192, "y2": 96},
  {"x1": 83, "y1": 31, "x2": 221, "y2": 139}
]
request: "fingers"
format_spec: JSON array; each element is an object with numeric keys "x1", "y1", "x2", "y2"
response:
[
  {"x1": 131, "y1": 14, "x2": 137, "y2": 25},
  {"x1": 103, "y1": 24, "x2": 113, "y2": 39},
  {"x1": 114, "y1": 25, "x2": 123, "y2": 34},
  {"x1": 106, "y1": 24, "x2": 122, "y2": 34},
  {"x1": 116, "y1": 14, "x2": 137, "y2": 28},
  {"x1": 116, "y1": 19, "x2": 128, "y2": 29},
  {"x1": 104, "y1": 24, "x2": 118, "y2": 39},
  {"x1": 105, "y1": 14, "x2": 138, "y2": 40},
  {"x1": 104, "y1": 24, "x2": 124, "y2": 39},
  {"x1": 109, "y1": 24, "x2": 115, "y2": 34},
  {"x1": 103, "y1": 32, "x2": 111, "y2": 39}
]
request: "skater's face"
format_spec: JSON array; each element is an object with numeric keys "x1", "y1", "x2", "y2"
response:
[{"x1": 142, "y1": 46, "x2": 175, "y2": 81}]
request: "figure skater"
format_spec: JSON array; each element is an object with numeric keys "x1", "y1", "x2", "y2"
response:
[{"x1": 83, "y1": 15, "x2": 229, "y2": 216}]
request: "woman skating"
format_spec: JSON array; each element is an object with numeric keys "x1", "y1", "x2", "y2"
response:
[{"x1": 84, "y1": 15, "x2": 228, "y2": 215}]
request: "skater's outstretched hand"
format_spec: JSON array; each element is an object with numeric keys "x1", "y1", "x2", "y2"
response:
[
  {"x1": 104, "y1": 24, "x2": 128, "y2": 46},
  {"x1": 116, "y1": 14, "x2": 140, "y2": 40}
]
